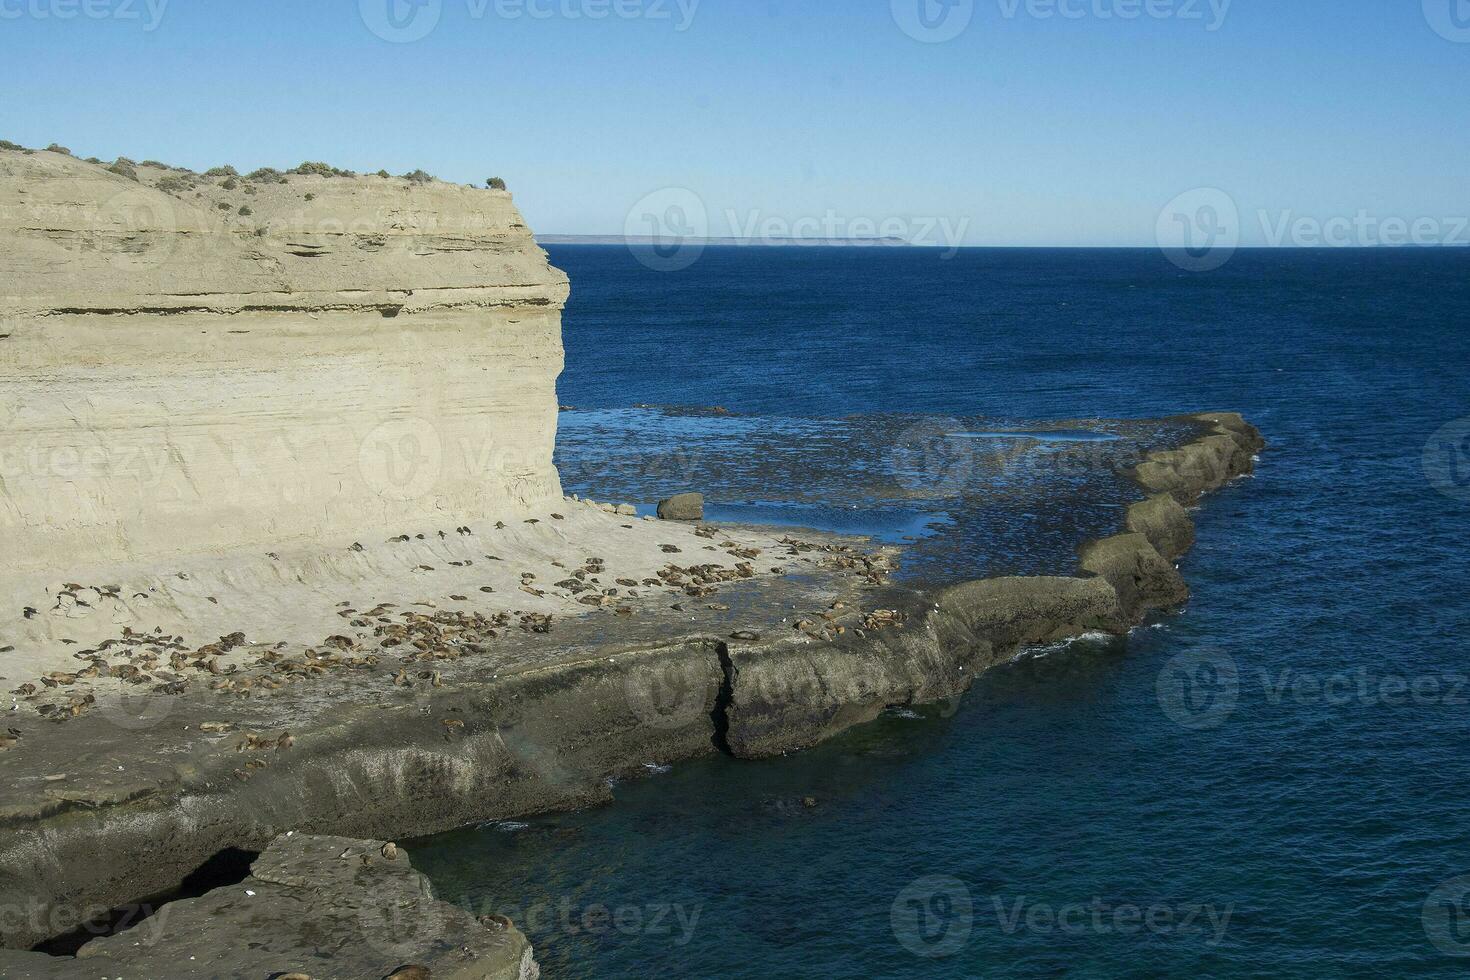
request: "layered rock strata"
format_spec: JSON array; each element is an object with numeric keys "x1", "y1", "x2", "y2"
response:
[{"x1": 0, "y1": 148, "x2": 567, "y2": 570}]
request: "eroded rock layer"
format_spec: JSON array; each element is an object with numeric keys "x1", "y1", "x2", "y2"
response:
[{"x1": 0, "y1": 149, "x2": 569, "y2": 570}]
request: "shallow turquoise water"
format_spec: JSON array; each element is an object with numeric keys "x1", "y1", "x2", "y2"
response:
[{"x1": 413, "y1": 246, "x2": 1470, "y2": 978}]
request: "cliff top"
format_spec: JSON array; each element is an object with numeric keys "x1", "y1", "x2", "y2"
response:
[{"x1": 0, "y1": 144, "x2": 566, "y2": 316}]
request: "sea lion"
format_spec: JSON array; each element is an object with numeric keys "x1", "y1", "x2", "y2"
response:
[
  {"x1": 478, "y1": 913, "x2": 513, "y2": 931},
  {"x1": 385, "y1": 967, "x2": 430, "y2": 980}
]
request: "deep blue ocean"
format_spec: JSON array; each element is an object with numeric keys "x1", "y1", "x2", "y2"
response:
[{"x1": 414, "y1": 245, "x2": 1470, "y2": 978}]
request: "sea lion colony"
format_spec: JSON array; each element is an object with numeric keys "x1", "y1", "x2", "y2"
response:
[{"x1": 1, "y1": 521, "x2": 902, "y2": 740}]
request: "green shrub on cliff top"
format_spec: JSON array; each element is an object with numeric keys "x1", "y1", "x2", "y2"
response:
[
  {"x1": 202, "y1": 165, "x2": 238, "y2": 178},
  {"x1": 46, "y1": 143, "x2": 72, "y2": 156},
  {"x1": 487, "y1": 177, "x2": 507, "y2": 190},
  {"x1": 108, "y1": 161, "x2": 139, "y2": 181},
  {"x1": 403, "y1": 169, "x2": 434, "y2": 184},
  {"x1": 0, "y1": 139, "x2": 25, "y2": 151},
  {"x1": 290, "y1": 161, "x2": 357, "y2": 178}
]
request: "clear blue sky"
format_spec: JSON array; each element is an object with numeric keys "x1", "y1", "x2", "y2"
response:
[{"x1": 3, "y1": 0, "x2": 1466, "y2": 245}]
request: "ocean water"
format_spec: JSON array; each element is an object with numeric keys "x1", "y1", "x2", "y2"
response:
[{"x1": 413, "y1": 246, "x2": 1470, "y2": 978}]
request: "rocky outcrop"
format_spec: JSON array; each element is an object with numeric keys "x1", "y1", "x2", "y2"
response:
[
  {"x1": 1077, "y1": 532, "x2": 1189, "y2": 618},
  {"x1": 0, "y1": 148, "x2": 568, "y2": 570},
  {"x1": 1130, "y1": 412, "x2": 1264, "y2": 504},
  {"x1": 1125, "y1": 493, "x2": 1196, "y2": 560},
  {"x1": 657, "y1": 492, "x2": 705, "y2": 521},
  {"x1": 723, "y1": 576, "x2": 1123, "y2": 758},
  {"x1": 722, "y1": 414, "x2": 1264, "y2": 758},
  {"x1": 0, "y1": 834, "x2": 538, "y2": 980}
]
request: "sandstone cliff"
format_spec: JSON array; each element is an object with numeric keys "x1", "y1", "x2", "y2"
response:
[{"x1": 0, "y1": 148, "x2": 569, "y2": 570}]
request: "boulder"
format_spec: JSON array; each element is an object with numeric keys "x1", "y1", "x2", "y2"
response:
[{"x1": 656, "y1": 493, "x2": 704, "y2": 521}]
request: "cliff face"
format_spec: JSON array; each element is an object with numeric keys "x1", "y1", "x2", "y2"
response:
[{"x1": 0, "y1": 149, "x2": 569, "y2": 570}]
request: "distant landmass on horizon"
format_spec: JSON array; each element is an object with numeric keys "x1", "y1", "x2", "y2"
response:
[{"x1": 540, "y1": 234, "x2": 911, "y2": 246}]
